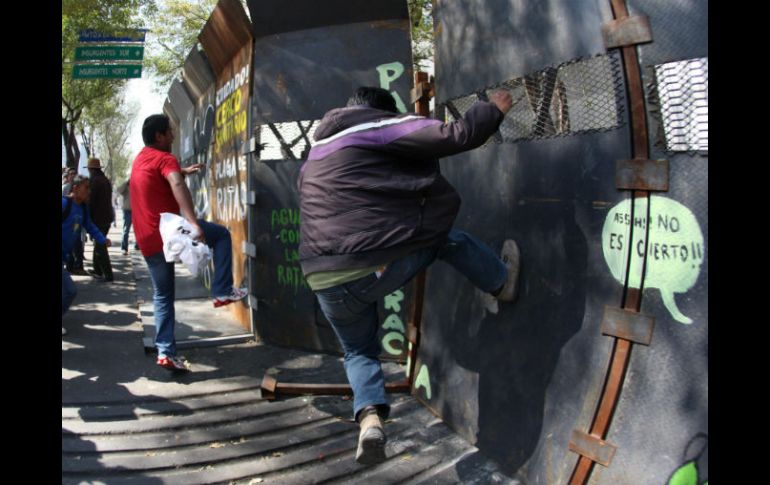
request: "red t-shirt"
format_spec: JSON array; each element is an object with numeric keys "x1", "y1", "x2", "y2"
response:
[{"x1": 130, "y1": 147, "x2": 182, "y2": 256}]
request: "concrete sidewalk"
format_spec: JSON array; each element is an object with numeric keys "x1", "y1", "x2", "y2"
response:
[{"x1": 62, "y1": 213, "x2": 515, "y2": 484}]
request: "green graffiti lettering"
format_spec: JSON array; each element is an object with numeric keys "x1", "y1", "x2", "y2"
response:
[
  {"x1": 668, "y1": 461, "x2": 697, "y2": 485},
  {"x1": 414, "y1": 364, "x2": 432, "y2": 400},
  {"x1": 602, "y1": 195, "x2": 704, "y2": 324},
  {"x1": 376, "y1": 62, "x2": 404, "y2": 90},
  {"x1": 376, "y1": 62, "x2": 407, "y2": 113},
  {"x1": 277, "y1": 265, "x2": 286, "y2": 285},
  {"x1": 391, "y1": 91, "x2": 407, "y2": 113},
  {"x1": 382, "y1": 314, "x2": 405, "y2": 332},
  {"x1": 384, "y1": 289, "x2": 404, "y2": 312},
  {"x1": 382, "y1": 331, "x2": 404, "y2": 355}
]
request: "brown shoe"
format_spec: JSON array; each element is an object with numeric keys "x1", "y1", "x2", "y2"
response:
[
  {"x1": 355, "y1": 407, "x2": 386, "y2": 465},
  {"x1": 496, "y1": 239, "x2": 520, "y2": 302}
]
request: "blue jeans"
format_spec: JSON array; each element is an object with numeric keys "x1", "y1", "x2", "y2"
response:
[
  {"x1": 121, "y1": 209, "x2": 132, "y2": 251},
  {"x1": 314, "y1": 230, "x2": 507, "y2": 420},
  {"x1": 144, "y1": 219, "x2": 236, "y2": 357},
  {"x1": 62, "y1": 264, "x2": 77, "y2": 316}
]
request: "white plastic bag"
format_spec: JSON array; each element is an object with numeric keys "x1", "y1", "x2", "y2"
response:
[{"x1": 158, "y1": 212, "x2": 211, "y2": 275}]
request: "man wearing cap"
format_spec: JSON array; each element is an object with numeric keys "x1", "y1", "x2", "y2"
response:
[{"x1": 87, "y1": 158, "x2": 115, "y2": 282}]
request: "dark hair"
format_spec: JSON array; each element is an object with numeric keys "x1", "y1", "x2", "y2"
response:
[
  {"x1": 71, "y1": 175, "x2": 90, "y2": 187},
  {"x1": 346, "y1": 87, "x2": 398, "y2": 113},
  {"x1": 142, "y1": 114, "x2": 171, "y2": 146}
]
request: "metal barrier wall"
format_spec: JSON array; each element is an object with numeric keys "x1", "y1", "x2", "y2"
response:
[
  {"x1": 245, "y1": 0, "x2": 415, "y2": 358},
  {"x1": 420, "y1": 0, "x2": 707, "y2": 482}
]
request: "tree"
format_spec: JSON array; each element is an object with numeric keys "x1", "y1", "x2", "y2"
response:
[
  {"x1": 62, "y1": 0, "x2": 151, "y2": 168},
  {"x1": 142, "y1": 0, "x2": 219, "y2": 93},
  {"x1": 79, "y1": 88, "x2": 139, "y2": 184}
]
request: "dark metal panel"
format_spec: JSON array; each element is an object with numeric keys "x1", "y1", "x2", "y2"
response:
[
  {"x1": 413, "y1": 130, "x2": 631, "y2": 480},
  {"x1": 182, "y1": 46, "x2": 216, "y2": 100},
  {"x1": 249, "y1": 159, "x2": 412, "y2": 359},
  {"x1": 628, "y1": 0, "x2": 708, "y2": 66},
  {"x1": 419, "y1": 1, "x2": 662, "y2": 481},
  {"x1": 596, "y1": 116, "x2": 708, "y2": 485},
  {"x1": 168, "y1": 79, "x2": 196, "y2": 162},
  {"x1": 251, "y1": 19, "x2": 413, "y2": 124},
  {"x1": 585, "y1": 0, "x2": 707, "y2": 482},
  {"x1": 434, "y1": 0, "x2": 614, "y2": 102},
  {"x1": 185, "y1": 84, "x2": 217, "y2": 221},
  {"x1": 199, "y1": 0, "x2": 253, "y2": 77},
  {"x1": 246, "y1": 0, "x2": 408, "y2": 38}
]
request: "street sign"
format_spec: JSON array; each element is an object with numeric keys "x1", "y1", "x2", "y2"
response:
[
  {"x1": 72, "y1": 64, "x2": 143, "y2": 79},
  {"x1": 75, "y1": 46, "x2": 144, "y2": 61},
  {"x1": 78, "y1": 29, "x2": 147, "y2": 43}
]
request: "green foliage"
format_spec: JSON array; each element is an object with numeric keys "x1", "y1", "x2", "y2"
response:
[
  {"x1": 142, "y1": 0, "x2": 219, "y2": 93},
  {"x1": 408, "y1": 0, "x2": 434, "y2": 72},
  {"x1": 62, "y1": 0, "x2": 151, "y2": 167},
  {"x1": 82, "y1": 88, "x2": 140, "y2": 184}
]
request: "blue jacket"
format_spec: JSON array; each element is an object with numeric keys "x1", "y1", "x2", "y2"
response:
[{"x1": 62, "y1": 197, "x2": 106, "y2": 262}]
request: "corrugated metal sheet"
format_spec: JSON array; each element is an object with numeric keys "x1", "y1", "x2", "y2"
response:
[{"x1": 198, "y1": 0, "x2": 252, "y2": 77}]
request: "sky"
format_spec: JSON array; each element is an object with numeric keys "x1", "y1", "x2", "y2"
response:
[{"x1": 126, "y1": 76, "x2": 166, "y2": 162}]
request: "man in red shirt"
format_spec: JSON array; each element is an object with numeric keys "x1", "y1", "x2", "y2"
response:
[{"x1": 131, "y1": 114, "x2": 247, "y2": 372}]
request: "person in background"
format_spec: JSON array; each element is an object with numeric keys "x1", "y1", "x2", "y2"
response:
[
  {"x1": 116, "y1": 179, "x2": 134, "y2": 255},
  {"x1": 62, "y1": 167, "x2": 88, "y2": 276},
  {"x1": 62, "y1": 175, "x2": 111, "y2": 335},
  {"x1": 86, "y1": 158, "x2": 115, "y2": 282}
]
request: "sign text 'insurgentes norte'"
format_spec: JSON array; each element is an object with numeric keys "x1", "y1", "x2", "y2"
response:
[
  {"x1": 75, "y1": 46, "x2": 144, "y2": 62},
  {"x1": 72, "y1": 64, "x2": 143, "y2": 79}
]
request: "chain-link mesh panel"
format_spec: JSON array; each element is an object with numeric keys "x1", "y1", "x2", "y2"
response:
[
  {"x1": 258, "y1": 120, "x2": 321, "y2": 161},
  {"x1": 647, "y1": 57, "x2": 708, "y2": 154},
  {"x1": 442, "y1": 53, "x2": 626, "y2": 144}
]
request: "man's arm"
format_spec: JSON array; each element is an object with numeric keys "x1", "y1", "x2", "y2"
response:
[
  {"x1": 388, "y1": 90, "x2": 513, "y2": 160},
  {"x1": 166, "y1": 171, "x2": 205, "y2": 243}
]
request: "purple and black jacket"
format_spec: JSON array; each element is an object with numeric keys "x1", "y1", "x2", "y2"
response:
[{"x1": 298, "y1": 101, "x2": 505, "y2": 276}]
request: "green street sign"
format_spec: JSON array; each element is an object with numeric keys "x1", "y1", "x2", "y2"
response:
[
  {"x1": 72, "y1": 64, "x2": 143, "y2": 79},
  {"x1": 75, "y1": 46, "x2": 144, "y2": 61}
]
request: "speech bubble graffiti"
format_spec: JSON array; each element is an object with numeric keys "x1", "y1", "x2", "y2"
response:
[{"x1": 602, "y1": 195, "x2": 705, "y2": 324}]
